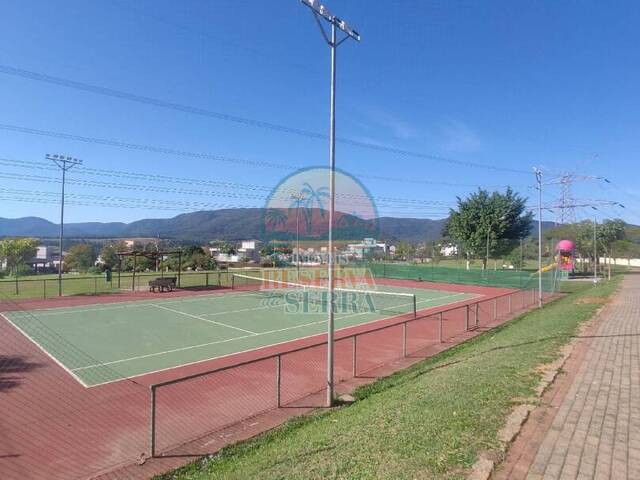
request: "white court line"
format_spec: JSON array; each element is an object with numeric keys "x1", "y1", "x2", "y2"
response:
[
  {"x1": 150, "y1": 303, "x2": 257, "y2": 335},
  {"x1": 6, "y1": 289, "x2": 267, "y2": 316},
  {"x1": 72, "y1": 291, "x2": 475, "y2": 375},
  {"x1": 0, "y1": 312, "x2": 90, "y2": 388}
]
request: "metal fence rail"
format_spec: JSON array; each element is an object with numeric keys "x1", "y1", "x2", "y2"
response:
[{"x1": 149, "y1": 287, "x2": 543, "y2": 457}]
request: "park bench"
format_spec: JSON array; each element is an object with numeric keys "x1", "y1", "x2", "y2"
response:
[{"x1": 149, "y1": 277, "x2": 177, "y2": 293}]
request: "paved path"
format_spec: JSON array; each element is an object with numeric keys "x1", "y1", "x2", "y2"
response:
[{"x1": 527, "y1": 275, "x2": 640, "y2": 480}]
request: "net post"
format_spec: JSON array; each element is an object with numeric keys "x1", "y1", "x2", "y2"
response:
[
  {"x1": 465, "y1": 305, "x2": 469, "y2": 331},
  {"x1": 94, "y1": 277, "x2": 97, "y2": 295},
  {"x1": 508, "y1": 294, "x2": 512, "y2": 314},
  {"x1": 402, "y1": 322, "x2": 407, "y2": 357},
  {"x1": 150, "y1": 385, "x2": 157, "y2": 458},
  {"x1": 475, "y1": 302, "x2": 479, "y2": 327},
  {"x1": 438, "y1": 312, "x2": 443, "y2": 343},
  {"x1": 206, "y1": 272, "x2": 209, "y2": 287},
  {"x1": 43, "y1": 279, "x2": 46, "y2": 299},
  {"x1": 413, "y1": 294, "x2": 417, "y2": 319},
  {"x1": 493, "y1": 297, "x2": 497, "y2": 320},
  {"x1": 352, "y1": 335, "x2": 357, "y2": 377},
  {"x1": 231, "y1": 274, "x2": 235, "y2": 290},
  {"x1": 276, "y1": 354, "x2": 281, "y2": 408}
]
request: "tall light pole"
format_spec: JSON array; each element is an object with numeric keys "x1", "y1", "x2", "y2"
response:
[
  {"x1": 300, "y1": 0, "x2": 360, "y2": 407},
  {"x1": 534, "y1": 168, "x2": 543, "y2": 308},
  {"x1": 291, "y1": 192, "x2": 306, "y2": 279},
  {"x1": 591, "y1": 206, "x2": 598, "y2": 284},
  {"x1": 47, "y1": 154, "x2": 83, "y2": 296}
]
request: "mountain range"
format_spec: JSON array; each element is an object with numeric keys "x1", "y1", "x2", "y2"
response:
[{"x1": 0, "y1": 209, "x2": 450, "y2": 243}]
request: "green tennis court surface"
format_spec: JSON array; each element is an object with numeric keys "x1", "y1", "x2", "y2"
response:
[{"x1": 3, "y1": 284, "x2": 480, "y2": 387}]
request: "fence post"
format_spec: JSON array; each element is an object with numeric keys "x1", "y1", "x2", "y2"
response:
[
  {"x1": 531, "y1": 288, "x2": 535, "y2": 305},
  {"x1": 276, "y1": 355, "x2": 281, "y2": 408},
  {"x1": 438, "y1": 312, "x2": 443, "y2": 343},
  {"x1": 402, "y1": 322, "x2": 407, "y2": 357},
  {"x1": 150, "y1": 386, "x2": 157, "y2": 458},
  {"x1": 352, "y1": 335, "x2": 357, "y2": 377},
  {"x1": 465, "y1": 305, "x2": 469, "y2": 331}
]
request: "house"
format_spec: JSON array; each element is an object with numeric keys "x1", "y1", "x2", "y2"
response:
[
  {"x1": 345, "y1": 238, "x2": 389, "y2": 260},
  {"x1": 237, "y1": 240, "x2": 262, "y2": 263}
]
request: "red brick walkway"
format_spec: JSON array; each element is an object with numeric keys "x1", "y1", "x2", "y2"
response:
[{"x1": 498, "y1": 275, "x2": 640, "y2": 480}]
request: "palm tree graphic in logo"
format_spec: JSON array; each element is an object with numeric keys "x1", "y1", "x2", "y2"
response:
[
  {"x1": 265, "y1": 208, "x2": 287, "y2": 233},
  {"x1": 299, "y1": 182, "x2": 329, "y2": 235}
]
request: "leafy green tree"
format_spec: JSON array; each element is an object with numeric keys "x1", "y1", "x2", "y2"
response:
[
  {"x1": 64, "y1": 244, "x2": 96, "y2": 272},
  {"x1": 395, "y1": 241, "x2": 416, "y2": 260},
  {"x1": 98, "y1": 242, "x2": 123, "y2": 270},
  {"x1": 0, "y1": 238, "x2": 39, "y2": 276},
  {"x1": 507, "y1": 248, "x2": 524, "y2": 270},
  {"x1": 444, "y1": 188, "x2": 532, "y2": 269},
  {"x1": 597, "y1": 219, "x2": 625, "y2": 279}
]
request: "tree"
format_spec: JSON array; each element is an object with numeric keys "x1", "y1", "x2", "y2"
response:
[
  {"x1": 395, "y1": 241, "x2": 416, "y2": 261},
  {"x1": 64, "y1": 244, "x2": 96, "y2": 272},
  {"x1": 598, "y1": 219, "x2": 625, "y2": 279},
  {"x1": 99, "y1": 242, "x2": 125, "y2": 270},
  {"x1": 443, "y1": 188, "x2": 532, "y2": 269},
  {"x1": 0, "y1": 238, "x2": 39, "y2": 276}
]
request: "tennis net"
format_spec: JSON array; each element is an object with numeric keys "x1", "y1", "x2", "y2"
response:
[{"x1": 231, "y1": 273, "x2": 417, "y2": 318}]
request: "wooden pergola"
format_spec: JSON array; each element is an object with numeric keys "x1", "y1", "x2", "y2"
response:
[{"x1": 116, "y1": 250, "x2": 182, "y2": 291}]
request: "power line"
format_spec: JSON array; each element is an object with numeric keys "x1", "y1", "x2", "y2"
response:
[
  {"x1": 0, "y1": 156, "x2": 508, "y2": 204},
  {"x1": 0, "y1": 64, "x2": 529, "y2": 174}
]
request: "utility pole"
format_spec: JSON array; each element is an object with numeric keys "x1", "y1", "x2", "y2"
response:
[
  {"x1": 591, "y1": 207, "x2": 598, "y2": 284},
  {"x1": 520, "y1": 237, "x2": 524, "y2": 271},
  {"x1": 534, "y1": 168, "x2": 543, "y2": 308},
  {"x1": 47, "y1": 153, "x2": 83, "y2": 296},
  {"x1": 291, "y1": 192, "x2": 305, "y2": 279},
  {"x1": 300, "y1": 0, "x2": 360, "y2": 407},
  {"x1": 485, "y1": 230, "x2": 490, "y2": 272}
]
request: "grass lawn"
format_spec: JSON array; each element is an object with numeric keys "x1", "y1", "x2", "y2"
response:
[{"x1": 155, "y1": 277, "x2": 621, "y2": 480}]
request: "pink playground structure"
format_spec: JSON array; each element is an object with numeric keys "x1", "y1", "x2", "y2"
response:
[{"x1": 556, "y1": 239, "x2": 575, "y2": 278}]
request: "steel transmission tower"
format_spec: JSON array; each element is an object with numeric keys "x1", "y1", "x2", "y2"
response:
[{"x1": 557, "y1": 173, "x2": 578, "y2": 224}]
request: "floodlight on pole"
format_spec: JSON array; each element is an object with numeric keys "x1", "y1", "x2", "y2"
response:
[
  {"x1": 300, "y1": 0, "x2": 360, "y2": 407},
  {"x1": 46, "y1": 153, "x2": 83, "y2": 296}
]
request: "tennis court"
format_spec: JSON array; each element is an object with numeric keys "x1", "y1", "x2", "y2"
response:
[{"x1": 1, "y1": 278, "x2": 480, "y2": 387}]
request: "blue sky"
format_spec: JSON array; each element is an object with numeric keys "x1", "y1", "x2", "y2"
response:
[{"x1": 1, "y1": 0, "x2": 639, "y2": 225}]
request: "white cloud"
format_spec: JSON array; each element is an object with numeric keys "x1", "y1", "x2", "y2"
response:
[{"x1": 437, "y1": 120, "x2": 483, "y2": 154}]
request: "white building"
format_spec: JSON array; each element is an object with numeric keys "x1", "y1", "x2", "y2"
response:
[
  {"x1": 440, "y1": 243, "x2": 459, "y2": 257},
  {"x1": 345, "y1": 238, "x2": 389, "y2": 259}
]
